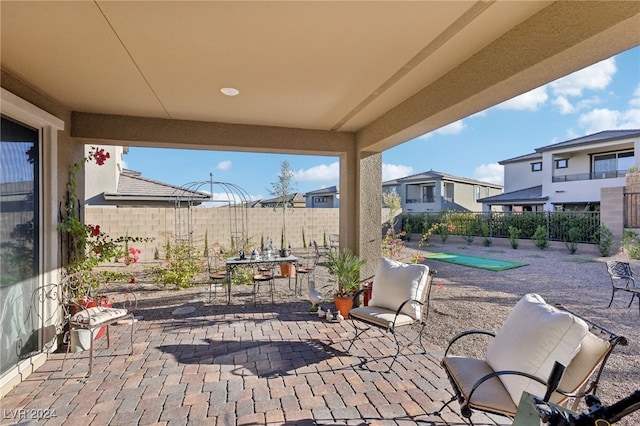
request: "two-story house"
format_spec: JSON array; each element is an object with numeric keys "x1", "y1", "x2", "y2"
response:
[
  {"x1": 479, "y1": 129, "x2": 639, "y2": 212},
  {"x1": 304, "y1": 186, "x2": 340, "y2": 208},
  {"x1": 382, "y1": 170, "x2": 503, "y2": 215}
]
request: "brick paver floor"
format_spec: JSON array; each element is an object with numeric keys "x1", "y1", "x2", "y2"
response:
[{"x1": 0, "y1": 280, "x2": 508, "y2": 426}]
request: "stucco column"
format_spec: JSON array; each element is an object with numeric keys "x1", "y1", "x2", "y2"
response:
[{"x1": 339, "y1": 149, "x2": 381, "y2": 280}]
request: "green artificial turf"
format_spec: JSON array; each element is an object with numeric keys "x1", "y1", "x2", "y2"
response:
[{"x1": 423, "y1": 252, "x2": 529, "y2": 271}]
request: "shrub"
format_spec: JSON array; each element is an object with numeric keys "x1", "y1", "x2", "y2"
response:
[
  {"x1": 153, "y1": 237, "x2": 203, "y2": 289},
  {"x1": 565, "y1": 227, "x2": 581, "y2": 254},
  {"x1": 597, "y1": 225, "x2": 614, "y2": 257},
  {"x1": 508, "y1": 226, "x2": 520, "y2": 249},
  {"x1": 622, "y1": 230, "x2": 640, "y2": 260},
  {"x1": 533, "y1": 225, "x2": 548, "y2": 250}
]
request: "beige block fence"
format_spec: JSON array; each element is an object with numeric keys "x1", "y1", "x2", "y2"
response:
[{"x1": 86, "y1": 206, "x2": 353, "y2": 262}]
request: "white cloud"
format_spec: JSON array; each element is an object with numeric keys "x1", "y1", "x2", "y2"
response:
[
  {"x1": 630, "y1": 84, "x2": 640, "y2": 107},
  {"x1": 382, "y1": 163, "x2": 413, "y2": 181},
  {"x1": 552, "y1": 95, "x2": 574, "y2": 114},
  {"x1": 473, "y1": 163, "x2": 503, "y2": 186},
  {"x1": 216, "y1": 160, "x2": 232, "y2": 171},
  {"x1": 549, "y1": 58, "x2": 616, "y2": 97},
  {"x1": 497, "y1": 86, "x2": 548, "y2": 111},
  {"x1": 435, "y1": 120, "x2": 466, "y2": 135},
  {"x1": 578, "y1": 108, "x2": 640, "y2": 134},
  {"x1": 293, "y1": 162, "x2": 339, "y2": 182}
]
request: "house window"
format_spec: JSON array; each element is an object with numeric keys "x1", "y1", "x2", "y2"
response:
[
  {"x1": 313, "y1": 196, "x2": 327, "y2": 203},
  {"x1": 555, "y1": 159, "x2": 568, "y2": 169},
  {"x1": 531, "y1": 162, "x2": 542, "y2": 172},
  {"x1": 444, "y1": 182, "x2": 454, "y2": 203},
  {"x1": 593, "y1": 150, "x2": 634, "y2": 175},
  {"x1": 475, "y1": 185, "x2": 480, "y2": 201},
  {"x1": 422, "y1": 185, "x2": 434, "y2": 203}
]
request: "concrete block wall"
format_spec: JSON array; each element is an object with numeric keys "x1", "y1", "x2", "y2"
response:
[
  {"x1": 86, "y1": 206, "x2": 341, "y2": 262},
  {"x1": 600, "y1": 186, "x2": 624, "y2": 241}
]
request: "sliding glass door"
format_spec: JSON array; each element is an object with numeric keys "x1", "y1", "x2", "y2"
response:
[{"x1": 0, "y1": 116, "x2": 40, "y2": 376}]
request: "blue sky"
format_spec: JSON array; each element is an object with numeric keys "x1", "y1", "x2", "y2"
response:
[{"x1": 125, "y1": 45, "x2": 640, "y2": 201}]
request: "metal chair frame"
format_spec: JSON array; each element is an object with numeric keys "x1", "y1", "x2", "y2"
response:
[
  {"x1": 346, "y1": 266, "x2": 435, "y2": 372},
  {"x1": 605, "y1": 260, "x2": 639, "y2": 313}
]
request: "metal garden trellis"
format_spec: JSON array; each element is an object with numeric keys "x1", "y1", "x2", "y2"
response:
[{"x1": 172, "y1": 173, "x2": 251, "y2": 253}]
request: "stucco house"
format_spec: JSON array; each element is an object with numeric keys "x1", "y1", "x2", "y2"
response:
[
  {"x1": 255, "y1": 192, "x2": 306, "y2": 209},
  {"x1": 382, "y1": 170, "x2": 503, "y2": 214},
  {"x1": 304, "y1": 186, "x2": 340, "y2": 208},
  {"x1": 479, "y1": 130, "x2": 640, "y2": 212},
  {"x1": 84, "y1": 146, "x2": 210, "y2": 207}
]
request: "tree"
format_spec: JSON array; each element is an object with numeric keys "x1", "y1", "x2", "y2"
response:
[{"x1": 269, "y1": 160, "x2": 297, "y2": 249}]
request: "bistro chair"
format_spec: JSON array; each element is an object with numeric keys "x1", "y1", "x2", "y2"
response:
[
  {"x1": 207, "y1": 255, "x2": 227, "y2": 302},
  {"x1": 252, "y1": 264, "x2": 275, "y2": 304},
  {"x1": 605, "y1": 260, "x2": 639, "y2": 313}
]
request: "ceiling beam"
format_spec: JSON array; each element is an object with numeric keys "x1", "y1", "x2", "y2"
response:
[{"x1": 71, "y1": 112, "x2": 354, "y2": 156}]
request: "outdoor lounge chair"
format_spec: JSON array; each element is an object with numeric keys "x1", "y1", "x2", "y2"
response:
[
  {"x1": 606, "y1": 260, "x2": 639, "y2": 313},
  {"x1": 433, "y1": 293, "x2": 627, "y2": 425},
  {"x1": 346, "y1": 257, "x2": 434, "y2": 371}
]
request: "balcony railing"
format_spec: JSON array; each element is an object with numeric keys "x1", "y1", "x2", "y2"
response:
[{"x1": 552, "y1": 170, "x2": 627, "y2": 183}]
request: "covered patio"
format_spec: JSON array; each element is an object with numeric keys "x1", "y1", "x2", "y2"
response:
[
  {"x1": 2, "y1": 0, "x2": 640, "y2": 417},
  {"x1": 2, "y1": 240, "x2": 638, "y2": 425}
]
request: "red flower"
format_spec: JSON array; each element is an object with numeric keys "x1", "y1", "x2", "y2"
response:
[
  {"x1": 129, "y1": 277, "x2": 136, "y2": 284},
  {"x1": 91, "y1": 225, "x2": 100, "y2": 236},
  {"x1": 93, "y1": 244, "x2": 102, "y2": 254}
]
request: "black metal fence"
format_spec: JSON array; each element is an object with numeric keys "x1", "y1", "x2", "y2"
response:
[
  {"x1": 403, "y1": 211, "x2": 602, "y2": 244},
  {"x1": 625, "y1": 192, "x2": 640, "y2": 228}
]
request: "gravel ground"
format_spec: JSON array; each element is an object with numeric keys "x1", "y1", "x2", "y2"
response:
[{"x1": 105, "y1": 237, "x2": 640, "y2": 425}]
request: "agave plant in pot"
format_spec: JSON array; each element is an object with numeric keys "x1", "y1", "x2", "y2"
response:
[{"x1": 325, "y1": 248, "x2": 366, "y2": 318}]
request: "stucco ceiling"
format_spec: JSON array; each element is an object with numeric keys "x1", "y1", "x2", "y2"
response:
[{"x1": 2, "y1": 1, "x2": 639, "y2": 154}]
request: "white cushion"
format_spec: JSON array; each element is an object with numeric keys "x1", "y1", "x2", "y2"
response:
[
  {"x1": 485, "y1": 294, "x2": 588, "y2": 405},
  {"x1": 71, "y1": 306, "x2": 129, "y2": 327},
  {"x1": 368, "y1": 258, "x2": 430, "y2": 320},
  {"x1": 552, "y1": 331, "x2": 610, "y2": 403}
]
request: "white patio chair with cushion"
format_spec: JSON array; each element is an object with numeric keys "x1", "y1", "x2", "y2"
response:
[
  {"x1": 346, "y1": 257, "x2": 435, "y2": 371},
  {"x1": 432, "y1": 293, "x2": 627, "y2": 425}
]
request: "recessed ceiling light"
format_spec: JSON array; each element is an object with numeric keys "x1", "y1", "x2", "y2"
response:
[{"x1": 220, "y1": 87, "x2": 240, "y2": 96}]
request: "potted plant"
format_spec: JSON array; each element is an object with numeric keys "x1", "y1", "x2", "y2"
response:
[{"x1": 325, "y1": 248, "x2": 366, "y2": 318}]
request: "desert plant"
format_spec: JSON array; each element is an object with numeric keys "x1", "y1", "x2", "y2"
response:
[
  {"x1": 268, "y1": 160, "x2": 296, "y2": 250},
  {"x1": 565, "y1": 227, "x2": 581, "y2": 254},
  {"x1": 153, "y1": 237, "x2": 203, "y2": 289},
  {"x1": 508, "y1": 226, "x2": 520, "y2": 249},
  {"x1": 597, "y1": 225, "x2": 614, "y2": 257},
  {"x1": 533, "y1": 225, "x2": 548, "y2": 250},
  {"x1": 325, "y1": 248, "x2": 366, "y2": 296},
  {"x1": 622, "y1": 230, "x2": 640, "y2": 259}
]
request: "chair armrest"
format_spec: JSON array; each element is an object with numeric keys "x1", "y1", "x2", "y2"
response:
[
  {"x1": 466, "y1": 369, "x2": 548, "y2": 407},
  {"x1": 444, "y1": 330, "x2": 496, "y2": 357}
]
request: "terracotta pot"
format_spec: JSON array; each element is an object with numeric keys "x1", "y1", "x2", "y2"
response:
[
  {"x1": 279, "y1": 263, "x2": 296, "y2": 277},
  {"x1": 333, "y1": 294, "x2": 354, "y2": 319}
]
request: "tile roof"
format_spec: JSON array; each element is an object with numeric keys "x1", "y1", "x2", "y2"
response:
[
  {"x1": 477, "y1": 185, "x2": 547, "y2": 204},
  {"x1": 500, "y1": 129, "x2": 640, "y2": 164},
  {"x1": 383, "y1": 170, "x2": 502, "y2": 188},
  {"x1": 104, "y1": 169, "x2": 210, "y2": 201}
]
